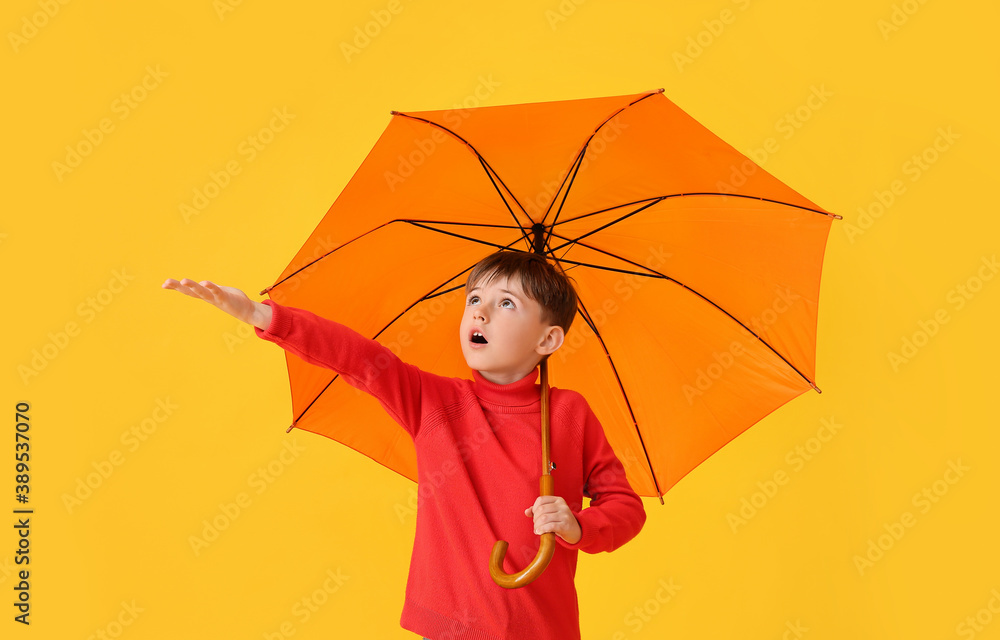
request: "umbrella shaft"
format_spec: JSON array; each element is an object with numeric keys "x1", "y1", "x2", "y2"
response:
[{"x1": 539, "y1": 358, "x2": 552, "y2": 496}]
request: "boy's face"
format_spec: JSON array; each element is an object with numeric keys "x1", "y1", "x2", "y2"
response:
[{"x1": 460, "y1": 272, "x2": 564, "y2": 385}]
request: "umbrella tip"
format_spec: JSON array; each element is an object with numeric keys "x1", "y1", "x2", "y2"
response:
[
  {"x1": 390, "y1": 110, "x2": 400, "y2": 115},
  {"x1": 285, "y1": 424, "x2": 295, "y2": 433},
  {"x1": 656, "y1": 88, "x2": 665, "y2": 93}
]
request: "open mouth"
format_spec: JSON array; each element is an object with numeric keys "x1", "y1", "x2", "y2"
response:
[{"x1": 470, "y1": 330, "x2": 488, "y2": 344}]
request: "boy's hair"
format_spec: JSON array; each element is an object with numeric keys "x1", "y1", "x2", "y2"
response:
[{"x1": 465, "y1": 251, "x2": 579, "y2": 360}]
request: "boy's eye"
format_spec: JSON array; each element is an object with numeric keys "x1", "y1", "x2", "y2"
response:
[{"x1": 466, "y1": 295, "x2": 515, "y2": 308}]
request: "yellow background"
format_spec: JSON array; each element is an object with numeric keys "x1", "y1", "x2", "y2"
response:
[{"x1": 3, "y1": 1, "x2": 998, "y2": 638}]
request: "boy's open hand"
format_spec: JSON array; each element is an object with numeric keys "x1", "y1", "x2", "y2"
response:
[
  {"x1": 161, "y1": 278, "x2": 271, "y2": 330},
  {"x1": 525, "y1": 496, "x2": 582, "y2": 545}
]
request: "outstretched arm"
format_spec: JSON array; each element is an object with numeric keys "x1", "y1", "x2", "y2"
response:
[{"x1": 162, "y1": 278, "x2": 426, "y2": 436}]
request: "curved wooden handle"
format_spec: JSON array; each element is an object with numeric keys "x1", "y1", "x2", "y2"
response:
[
  {"x1": 489, "y1": 360, "x2": 554, "y2": 589},
  {"x1": 489, "y1": 475, "x2": 555, "y2": 588},
  {"x1": 489, "y1": 533, "x2": 555, "y2": 589}
]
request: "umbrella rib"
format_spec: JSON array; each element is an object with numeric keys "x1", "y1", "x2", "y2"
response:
[
  {"x1": 574, "y1": 295, "x2": 666, "y2": 504},
  {"x1": 260, "y1": 211, "x2": 530, "y2": 298},
  {"x1": 549, "y1": 198, "x2": 666, "y2": 255},
  {"x1": 546, "y1": 229, "x2": 664, "y2": 279},
  {"x1": 261, "y1": 221, "x2": 397, "y2": 294},
  {"x1": 366, "y1": 236, "x2": 527, "y2": 343},
  {"x1": 475, "y1": 155, "x2": 533, "y2": 247},
  {"x1": 542, "y1": 89, "x2": 665, "y2": 239},
  {"x1": 548, "y1": 192, "x2": 839, "y2": 257},
  {"x1": 551, "y1": 196, "x2": 666, "y2": 228},
  {"x1": 390, "y1": 111, "x2": 533, "y2": 231},
  {"x1": 424, "y1": 282, "x2": 465, "y2": 300},
  {"x1": 550, "y1": 250, "x2": 819, "y2": 390},
  {"x1": 398, "y1": 219, "x2": 524, "y2": 229},
  {"x1": 540, "y1": 145, "x2": 587, "y2": 229},
  {"x1": 552, "y1": 192, "x2": 840, "y2": 232},
  {"x1": 403, "y1": 221, "x2": 529, "y2": 253}
]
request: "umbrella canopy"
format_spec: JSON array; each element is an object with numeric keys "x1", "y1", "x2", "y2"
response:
[{"x1": 261, "y1": 88, "x2": 839, "y2": 501}]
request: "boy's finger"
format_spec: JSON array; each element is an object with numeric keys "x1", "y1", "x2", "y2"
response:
[
  {"x1": 170, "y1": 279, "x2": 219, "y2": 304},
  {"x1": 164, "y1": 279, "x2": 203, "y2": 299},
  {"x1": 162, "y1": 278, "x2": 195, "y2": 293},
  {"x1": 182, "y1": 279, "x2": 218, "y2": 300}
]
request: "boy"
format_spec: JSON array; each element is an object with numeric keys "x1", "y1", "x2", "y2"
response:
[{"x1": 162, "y1": 250, "x2": 646, "y2": 640}]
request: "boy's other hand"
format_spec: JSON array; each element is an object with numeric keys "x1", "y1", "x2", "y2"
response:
[
  {"x1": 162, "y1": 278, "x2": 272, "y2": 330},
  {"x1": 524, "y1": 496, "x2": 582, "y2": 545}
]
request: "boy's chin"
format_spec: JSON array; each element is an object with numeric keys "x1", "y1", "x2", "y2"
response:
[{"x1": 461, "y1": 352, "x2": 484, "y2": 370}]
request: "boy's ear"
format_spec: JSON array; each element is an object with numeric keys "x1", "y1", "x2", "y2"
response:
[{"x1": 536, "y1": 325, "x2": 565, "y2": 356}]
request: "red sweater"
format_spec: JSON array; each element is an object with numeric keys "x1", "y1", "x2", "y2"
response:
[{"x1": 255, "y1": 300, "x2": 646, "y2": 640}]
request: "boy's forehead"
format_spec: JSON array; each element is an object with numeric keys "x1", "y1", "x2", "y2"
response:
[{"x1": 468, "y1": 271, "x2": 523, "y2": 294}]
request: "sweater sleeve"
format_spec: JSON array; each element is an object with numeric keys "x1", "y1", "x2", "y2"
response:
[
  {"x1": 556, "y1": 396, "x2": 646, "y2": 554},
  {"x1": 253, "y1": 299, "x2": 424, "y2": 436}
]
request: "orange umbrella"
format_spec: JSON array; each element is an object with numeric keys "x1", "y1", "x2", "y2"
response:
[{"x1": 260, "y1": 88, "x2": 839, "y2": 584}]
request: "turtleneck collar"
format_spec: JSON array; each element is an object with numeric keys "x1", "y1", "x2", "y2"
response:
[{"x1": 471, "y1": 367, "x2": 541, "y2": 408}]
